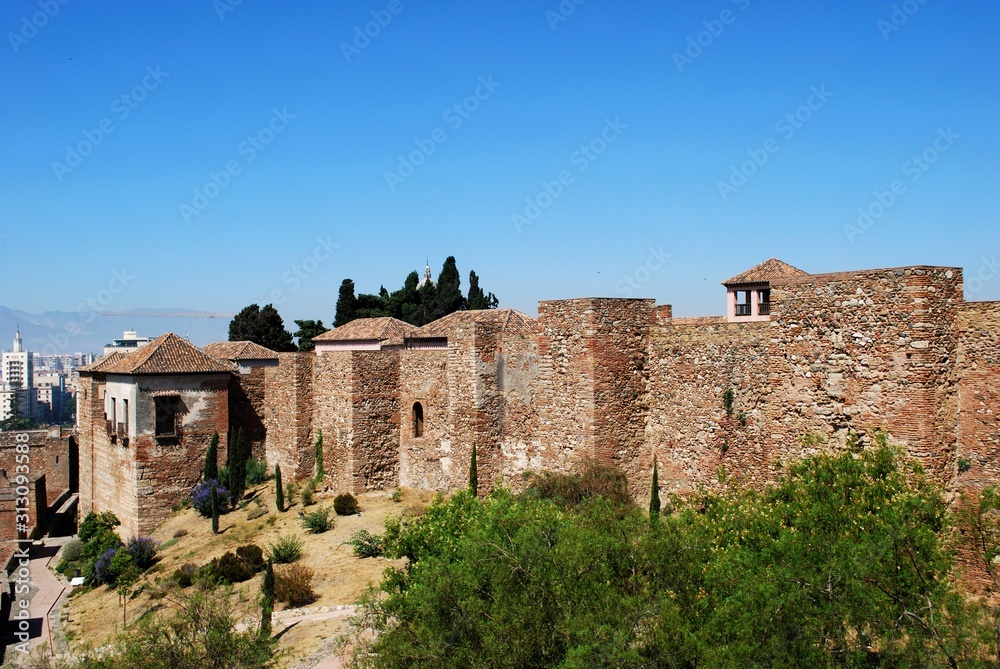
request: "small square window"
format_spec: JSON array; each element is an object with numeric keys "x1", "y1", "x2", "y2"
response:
[{"x1": 155, "y1": 396, "x2": 181, "y2": 437}]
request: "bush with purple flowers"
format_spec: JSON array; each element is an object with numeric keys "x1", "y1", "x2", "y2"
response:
[
  {"x1": 93, "y1": 547, "x2": 120, "y2": 585},
  {"x1": 128, "y1": 536, "x2": 158, "y2": 569},
  {"x1": 191, "y1": 479, "x2": 229, "y2": 517}
]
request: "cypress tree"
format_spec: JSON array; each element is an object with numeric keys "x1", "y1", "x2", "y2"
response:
[
  {"x1": 334, "y1": 279, "x2": 358, "y2": 326},
  {"x1": 275, "y1": 464, "x2": 284, "y2": 512},
  {"x1": 228, "y1": 426, "x2": 248, "y2": 503},
  {"x1": 649, "y1": 459, "x2": 661, "y2": 522},
  {"x1": 260, "y1": 560, "x2": 275, "y2": 637},
  {"x1": 314, "y1": 429, "x2": 324, "y2": 484},
  {"x1": 469, "y1": 443, "x2": 478, "y2": 496},
  {"x1": 204, "y1": 432, "x2": 219, "y2": 481},
  {"x1": 211, "y1": 485, "x2": 219, "y2": 534}
]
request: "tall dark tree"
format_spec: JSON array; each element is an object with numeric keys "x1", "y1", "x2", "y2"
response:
[
  {"x1": 260, "y1": 560, "x2": 275, "y2": 638},
  {"x1": 210, "y1": 485, "x2": 219, "y2": 535},
  {"x1": 228, "y1": 304, "x2": 295, "y2": 352},
  {"x1": 467, "y1": 271, "x2": 498, "y2": 311},
  {"x1": 469, "y1": 444, "x2": 478, "y2": 496},
  {"x1": 204, "y1": 432, "x2": 219, "y2": 481},
  {"x1": 432, "y1": 256, "x2": 465, "y2": 320},
  {"x1": 649, "y1": 458, "x2": 661, "y2": 522},
  {"x1": 334, "y1": 279, "x2": 358, "y2": 327},
  {"x1": 293, "y1": 319, "x2": 325, "y2": 352},
  {"x1": 275, "y1": 464, "x2": 285, "y2": 512}
]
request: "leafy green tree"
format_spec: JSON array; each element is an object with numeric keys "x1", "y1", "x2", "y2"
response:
[
  {"x1": 314, "y1": 430, "x2": 324, "y2": 484},
  {"x1": 468, "y1": 444, "x2": 478, "y2": 496},
  {"x1": 229, "y1": 304, "x2": 295, "y2": 352},
  {"x1": 334, "y1": 279, "x2": 358, "y2": 327},
  {"x1": 292, "y1": 319, "x2": 325, "y2": 352},
  {"x1": 0, "y1": 388, "x2": 39, "y2": 431},
  {"x1": 113, "y1": 555, "x2": 141, "y2": 627},
  {"x1": 260, "y1": 560, "x2": 275, "y2": 638},
  {"x1": 204, "y1": 432, "x2": 219, "y2": 481},
  {"x1": 348, "y1": 443, "x2": 993, "y2": 668},
  {"x1": 467, "y1": 270, "x2": 498, "y2": 310},
  {"x1": 275, "y1": 464, "x2": 284, "y2": 512},
  {"x1": 648, "y1": 458, "x2": 660, "y2": 522}
]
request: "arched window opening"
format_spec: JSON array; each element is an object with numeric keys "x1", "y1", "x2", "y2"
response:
[{"x1": 413, "y1": 402, "x2": 424, "y2": 438}]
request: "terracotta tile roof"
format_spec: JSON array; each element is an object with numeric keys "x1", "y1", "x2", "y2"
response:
[
  {"x1": 202, "y1": 341, "x2": 279, "y2": 361},
  {"x1": 413, "y1": 309, "x2": 538, "y2": 338},
  {"x1": 313, "y1": 317, "x2": 417, "y2": 342},
  {"x1": 722, "y1": 258, "x2": 809, "y2": 286},
  {"x1": 78, "y1": 351, "x2": 128, "y2": 374},
  {"x1": 97, "y1": 333, "x2": 235, "y2": 375}
]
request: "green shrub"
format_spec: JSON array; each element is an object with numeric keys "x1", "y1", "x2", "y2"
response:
[
  {"x1": 208, "y1": 545, "x2": 265, "y2": 584},
  {"x1": 391, "y1": 489, "x2": 403, "y2": 503},
  {"x1": 275, "y1": 563, "x2": 316, "y2": 607},
  {"x1": 333, "y1": 493, "x2": 359, "y2": 516},
  {"x1": 173, "y1": 562, "x2": 198, "y2": 588},
  {"x1": 301, "y1": 507, "x2": 333, "y2": 534},
  {"x1": 349, "y1": 530, "x2": 383, "y2": 558},
  {"x1": 285, "y1": 481, "x2": 297, "y2": 506},
  {"x1": 235, "y1": 544, "x2": 265, "y2": 573},
  {"x1": 268, "y1": 535, "x2": 303, "y2": 564},
  {"x1": 301, "y1": 486, "x2": 315, "y2": 507},
  {"x1": 61, "y1": 538, "x2": 83, "y2": 562},
  {"x1": 245, "y1": 457, "x2": 269, "y2": 485}
]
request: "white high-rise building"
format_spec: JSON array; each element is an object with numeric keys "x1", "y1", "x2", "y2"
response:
[{"x1": 1, "y1": 327, "x2": 34, "y2": 422}]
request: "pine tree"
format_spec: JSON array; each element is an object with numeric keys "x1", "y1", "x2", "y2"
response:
[
  {"x1": 260, "y1": 560, "x2": 275, "y2": 637},
  {"x1": 334, "y1": 279, "x2": 358, "y2": 327},
  {"x1": 314, "y1": 430, "x2": 324, "y2": 484},
  {"x1": 469, "y1": 443, "x2": 478, "y2": 496},
  {"x1": 204, "y1": 432, "x2": 219, "y2": 481},
  {"x1": 467, "y1": 270, "x2": 498, "y2": 310},
  {"x1": 433, "y1": 256, "x2": 465, "y2": 320},
  {"x1": 275, "y1": 464, "x2": 284, "y2": 512},
  {"x1": 649, "y1": 459, "x2": 661, "y2": 522},
  {"x1": 211, "y1": 485, "x2": 219, "y2": 534},
  {"x1": 228, "y1": 303, "x2": 296, "y2": 351}
]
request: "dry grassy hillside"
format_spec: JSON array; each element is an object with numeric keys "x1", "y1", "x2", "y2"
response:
[{"x1": 62, "y1": 483, "x2": 435, "y2": 667}]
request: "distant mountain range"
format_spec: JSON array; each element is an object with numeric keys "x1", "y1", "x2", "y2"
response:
[{"x1": 0, "y1": 306, "x2": 231, "y2": 356}]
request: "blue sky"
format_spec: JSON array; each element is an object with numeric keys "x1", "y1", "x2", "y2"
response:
[{"x1": 2, "y1": 0, "x2": 998, "y2": 328}]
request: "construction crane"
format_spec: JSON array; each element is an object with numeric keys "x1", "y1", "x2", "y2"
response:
[{"x1": 99, "y1": 311, "x2": 237, "y2": 319}]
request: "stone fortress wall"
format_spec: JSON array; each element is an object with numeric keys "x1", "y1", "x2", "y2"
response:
[
  {"x1": 243, "y1": 265, "x2": 996, "y2": 503},
  {"x1": 76, "y1": 262, "x2": 1000, "y2": 535}
]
